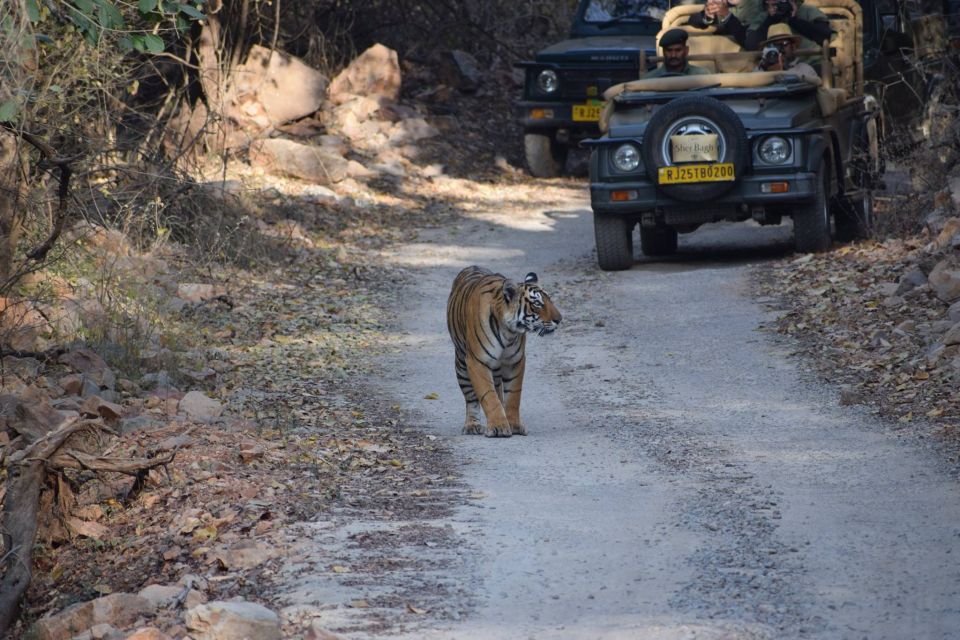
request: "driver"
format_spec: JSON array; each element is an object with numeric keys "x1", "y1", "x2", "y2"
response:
[{"x1": 642, "y1": 29, "x2": 710, "y2": 77}]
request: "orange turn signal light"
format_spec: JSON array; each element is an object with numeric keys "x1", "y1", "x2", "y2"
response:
[
  {"x1": 530, "y1": 108, "x2": 554, "y2": 119},
  {"x1": 760, "y1": 182, "x2": 789, "y2": 193},
  {"x1": 611, "y1": 190, "x2": 638, "y2": 201}
]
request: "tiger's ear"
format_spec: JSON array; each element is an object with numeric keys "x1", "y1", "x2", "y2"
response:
[
  {"x1": 502, "y1": 280, "x2": 518, "y2": 303},
  {"x1": 524, "y1": 272, "x2": 538, "y2": 284}
]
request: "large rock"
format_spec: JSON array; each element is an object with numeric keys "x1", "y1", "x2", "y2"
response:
[
  {"x1": 25, "y1": 594, "x2": 153, "y2": 640},
  {"x1": 184, "y1": 601, "x2": 281, "y2": 640},
  {"x1": 328, "y1": 44, "x2": 401, "y2": 105},
  {"x1": 178, "y1": 391, "x2": 223, "y2": 422},
  {"x1": 0, "y1": 297, "x2": 54, "y2": 352},
  {"x1": 228, "y1": 45, "x2": 328, "y2": 130},
  {"x1": 929, "y1": 258, "x2": 960, "y2": 303},
  {"x1": 249, "y1": 139, "x2": 349, "y2": 184},
  {"x1": 58, "y1": 349, "x2": 116, "y2": 391}
]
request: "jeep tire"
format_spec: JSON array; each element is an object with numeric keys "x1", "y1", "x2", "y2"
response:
[
  {"x1": 794, "y1": 159, "x2": 833, "y2": 253},
  {"x1": 640, "y1": 226, "x2": 678, "y2": 256},
  {"x1": 641, "y1": 96, "x2": 749, "y2": 202},
  {"x1": 524, "y1": 131, "x2": 568, "y2": 178},
  {"x1": 594, "y1": 215, "x2": 634, "y2": 271},
  {"x1": 834, "y1": 191, "x2": 874, "y2": 242}
]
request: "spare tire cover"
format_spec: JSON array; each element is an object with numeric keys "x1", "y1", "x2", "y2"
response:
[{"x1": 641, "y1": 95, "x2": 748, "y2": 202}]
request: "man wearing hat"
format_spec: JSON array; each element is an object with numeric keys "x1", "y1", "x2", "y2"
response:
[
  {"x1": 756, "y1": 23, "x2": 818, "y2": 79},
  {"x1": 643, "y1": 28, "x2": 710, "y2": 78}
]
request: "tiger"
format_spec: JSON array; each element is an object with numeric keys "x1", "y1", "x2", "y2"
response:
[{"x1": 446, "y1": 266, "x2": 562, "y2": 437}]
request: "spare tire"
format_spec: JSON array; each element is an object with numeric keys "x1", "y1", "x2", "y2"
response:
[{"x1": 641, "y1": 96, "x2": 748, "y2": 202}]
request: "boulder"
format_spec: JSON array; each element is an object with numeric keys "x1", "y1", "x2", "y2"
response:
[
  {"x1": 178, "y1": 391, "x2": 223, "y2": 422},
  {"x1": 228, "y1": 45, "x2": 328, "y2": 129},
  {"x1": 249, "y1": 139, "x2": 350, "y2": 184},
  {"x1": 184, "y1": 601, "x2": 281, "y2": 640},
  {"x1": 929, "y1": 258, "x2": 960, "y2": 303},
  {"x1": 58, "y1": 349, "x2": 116, "y2": 391},
  {"x1": 328, "y1": 44, "x2": 401, "y2": 105},
  {"x1": 25, "y1": 594, "x2": 153, "y2": 640}
]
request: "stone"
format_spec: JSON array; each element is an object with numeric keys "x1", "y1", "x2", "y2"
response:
[
  {"x1": 929, "y1": 259, "x2": 960, "y2": 303},
  {"x1": 184, "y1": 601, "x2": 281, "y2": 640},
  {"x1": 943, "y1": 322, "x2": 960, "y2": 346},
  {"x1": 0, "y1": 297, "x2": 54, "y2": 351},
  {"x1": 248, "y1": 139, "x2": 349, "y2": 184},
  {"x1": 58, "y1": 349, "x2": 116, "y2": 391},
  {"x1": 299, "y1": 185, "x2": 343, "y2": 205},
  {"x1": 927, "y1": 217, "x2": 960, "y2": 252},
  {"x1": 229, "y1": 45, "x2": 328, "y2": 128},
  {"x1": 123, "y1": 629, "x2": 172, "y2": 640},
  {"x1": 387, "y1": 117, "x2": 439, "y2": 145},
  {"x1": 79, "y1": 396, "x2": 124, "y2": 421},
  {"x1": 210, "y1": 541, "x2": 276, "y2": 570},
  {"x1": 2, "y1": 355, "x2": 41, "y2": 378},
  {"x1": 438, "y1": 49, "x2": 483, "y2": 92},
  {"x1": 178, "y1": 391, "x2": 223, "y2": 422},
  {"x1": 327, "y1": 44, "x2": 401, "y2": 106},
  {"x1": 119, "y1": 415, "x2": 166, "y2": 435},
  {"x1": 177, "y1": 283, "x2": 226, "y2": 303},
  {"x1": 948, "y1": 300, "x2": 960, "y2": 322},
  {"x1": 895, "y1": 268, "x2": 928, "y2": 295},
  {"x1": 25, "y1": 594, "x2": 152, "y2": 640}
]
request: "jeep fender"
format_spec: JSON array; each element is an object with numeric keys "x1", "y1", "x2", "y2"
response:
[{"x1": 805, "y1": 132, "x2": 843, "y2": 198}]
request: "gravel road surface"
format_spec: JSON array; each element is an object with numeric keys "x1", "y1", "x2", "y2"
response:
[{"x1": 293, "y1": 189, "x2": 960, "y2": 639}]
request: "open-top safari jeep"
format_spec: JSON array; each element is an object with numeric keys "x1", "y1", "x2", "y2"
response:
[{"x1": 586, "y1": 0, "x2": 884, "y2": 270}]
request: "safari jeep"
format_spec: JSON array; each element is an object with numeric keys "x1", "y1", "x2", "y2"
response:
[
  {"x1": 514, "y1": 0, "x2": 665, "y2": 177},
  {"x1": 586, "y1": 0, "x2": 884, "y2": 270}
]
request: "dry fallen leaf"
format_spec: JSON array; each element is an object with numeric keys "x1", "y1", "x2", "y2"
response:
[
  {"x1": 423, "y1": 392, "x2": 439, "y2": 400},
  {"x1": 406, "y1": 603, "x2": 427, "y2": 614}
]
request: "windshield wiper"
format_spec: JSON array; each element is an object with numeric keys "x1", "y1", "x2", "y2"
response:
[{"x1": 597, "y1": 14, "x2": 660, "y2": 29}]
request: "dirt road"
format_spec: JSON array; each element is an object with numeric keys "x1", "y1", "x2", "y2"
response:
[{"x1": 274, "y1": 183, "x2": 960, "y2": 639}]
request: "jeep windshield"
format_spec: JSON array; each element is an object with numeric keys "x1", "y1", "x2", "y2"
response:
[{"x1": 582, "y1": 0, "x2": 669, "y2": 24}]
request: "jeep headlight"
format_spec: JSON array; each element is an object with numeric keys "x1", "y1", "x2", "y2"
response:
[
  {"x1": 759, "y1": 136, "x2": 791, "y2": 164},
  {"x1": 612, "y1": 143, "x2": 641, "y2": 172},
  {"x1": 537, "y1": 69, "x2": 559, "y2": 94}
]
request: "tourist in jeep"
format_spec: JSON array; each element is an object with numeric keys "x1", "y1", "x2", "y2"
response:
[
  {"x1": 642, "y1": 29, "x2": 711, "y2": 77},
  {"x1": 744, "y1": 0, "x2": 832, "y2": 51},
  {"x1": 688, "y1": 0, "x2": 748, "y2": 45},
  {"x1": 755, "y1": 23, "x2": 818, "y2": 79}
]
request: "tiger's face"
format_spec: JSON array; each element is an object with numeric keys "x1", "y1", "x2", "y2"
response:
[{"x1": 504, "y1": 272, "x2": 562, "y2": 336}]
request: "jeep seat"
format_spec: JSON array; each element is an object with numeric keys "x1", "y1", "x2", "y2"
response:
[{"x1": 806, "y1": 0, "x2": 863, "y2": 94}]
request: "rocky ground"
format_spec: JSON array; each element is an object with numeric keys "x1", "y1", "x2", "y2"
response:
[{"x1": 3, "y1": 41, "x2": 960, "y2": 640}]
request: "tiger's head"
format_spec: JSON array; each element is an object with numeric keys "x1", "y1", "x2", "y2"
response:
[{"x1": 503, "y1": 272, "x2": 562, "y2": 336}]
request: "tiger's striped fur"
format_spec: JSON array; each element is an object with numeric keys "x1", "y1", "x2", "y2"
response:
[{"x1": 446, "y1": 266, "x2": 562, "y2": 437}]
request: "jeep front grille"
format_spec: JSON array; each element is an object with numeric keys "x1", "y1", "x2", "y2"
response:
[{"x1": 559, "y1": 67, "x2": 640, "y2": 99}]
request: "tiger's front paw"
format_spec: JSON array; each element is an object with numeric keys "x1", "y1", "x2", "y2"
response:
[
  {"x1": 485, "y1": 421, "x2": 513, "y2": 438},
  {"x1": 510, "y1": 422, "x2": 527, "y2": 436},
  {"x1": 462, "y1": 422, "x2": 484, "y2": 435}
]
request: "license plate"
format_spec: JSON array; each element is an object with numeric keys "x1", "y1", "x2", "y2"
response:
[
  {"x1": 658, "y1": 163, "x2": 735, "y2": 184},
  {"x1": 572, "y1": 104, "x2": 602, "y2": 122}
]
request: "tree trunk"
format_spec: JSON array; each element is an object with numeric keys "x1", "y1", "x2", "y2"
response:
[{"x1": 0, "y1": 132, "x2": 24, "y2": 287}]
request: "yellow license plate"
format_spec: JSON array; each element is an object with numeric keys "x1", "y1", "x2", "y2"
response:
[
  {"x1": 572, "y1": 104, "x2": 602, "y2": 122},
  {"x1": 658, "y1": 163, "x2": 735, "y2": 184}
]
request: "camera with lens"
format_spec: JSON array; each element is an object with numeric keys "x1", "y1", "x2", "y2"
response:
[
  {"x1": 773, "y1": 0, "x2": 793, "y2": 19},
  {"x1": 760, "y1": 44, "x2": 783, "y2": 69}
]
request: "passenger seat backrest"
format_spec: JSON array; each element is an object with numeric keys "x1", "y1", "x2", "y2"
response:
[{"x1": 805, "y1": 0, "x2": 862, "y2": 94}]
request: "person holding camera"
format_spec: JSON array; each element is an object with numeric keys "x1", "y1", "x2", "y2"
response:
[
  {"x1": 687, "y1": 0, "x2": 747, "y2": 46},
  {"x1": 744, "y1": 0, "x2": 831, "y2": 53},
  {"x1": 642, "y1": 29, "x2": 710, "y2": 78},
  {"x1": 754, "y1": 23, "x2": 818, "y2": 80}
]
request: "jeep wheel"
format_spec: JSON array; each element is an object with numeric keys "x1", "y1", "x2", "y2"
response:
[
  {"x1": 834, "y1": 191, "x2": 874, "y2": 242},
  {"x1": 641, "y1": 96, "x2": 749, "y2": 202},
  {"x1": 524, "y1": 132, "x2": 567, "y2": 178},
  {"x1": 594, "y1": 215, "x2": 634, "y2": 271},
  {"x1": 794, "y1": 160, "x2": 833, "y2": 253},
  {"x1": 640, "y1": 226, "x2": 678, "y2": 257}
]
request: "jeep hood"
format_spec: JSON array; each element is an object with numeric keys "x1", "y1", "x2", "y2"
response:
[{"x1": 536, "y1": 36, "x2": 657, "y2": 64}]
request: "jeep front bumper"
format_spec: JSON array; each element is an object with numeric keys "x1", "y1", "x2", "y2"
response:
[{"x1": 591, "y1": 172, "x2": 819, "y2": 218}]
